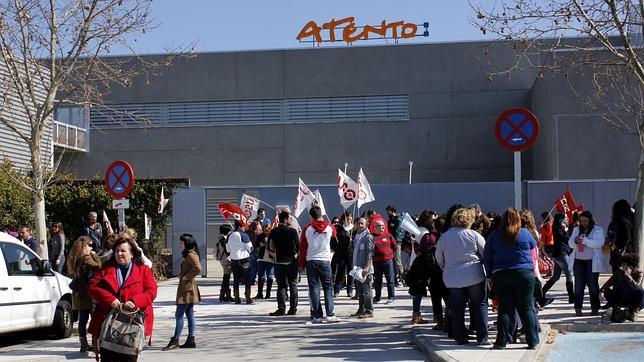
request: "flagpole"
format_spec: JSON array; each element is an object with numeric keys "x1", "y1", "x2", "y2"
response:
[{"x1": 258, "y1": 200, "x2": 276, "y2": 210}]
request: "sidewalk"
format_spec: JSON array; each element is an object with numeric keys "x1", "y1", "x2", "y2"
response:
[{"x1": 410, "y1": 275, "x2": 644, "y2": 362}]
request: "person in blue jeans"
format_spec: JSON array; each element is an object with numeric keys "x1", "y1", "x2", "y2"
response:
[
  {"x1": 370, "y1": 216, "x2": 397, "y2": 304},
  {"x1": 298, "y1": 206, "x2": 340, "y2": 323},
  {"x1": 436, "y1": 207, "x2": 489, "y2": 346},
  {"x1": 163, "y1": 234, "x2": 202, "y2": 350},
  {"x1": 484, "y1": 208, "x2": 539, "y2": 350}
]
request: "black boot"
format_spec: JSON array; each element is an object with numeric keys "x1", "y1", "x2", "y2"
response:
[
  {"x1": 180, "y1": 336, "x2": 196, "y2": 349},
  {"x1": 225, "y1": 288, "x2": 234, "y2": 302},
  {"x1": 245, "y1": 288, "x2": 255, "y2": 304},
  {"x1": 219, "y1": 288, "x2": 227, "y2": 303},
  {"x1": 162, "y1": 337, "x2": 180, "y2": 351},
  {"x1": 79, "y1": 336, "x2": 89, "y2": 353},
  {"x1": 234, "y1": 287, "x2": 241, "y2": 304},
  {"x1": 566, "y1": 281, "x2": 574, "y2": 304},
  {"x1": 255, "y1": 279, "x2": 264, "y2": 299},
  {"x1": 265, "y1": 279, "x2": 273, "y2": 299}
]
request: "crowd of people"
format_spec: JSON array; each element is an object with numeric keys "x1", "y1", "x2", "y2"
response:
[
  {"x1": 212, "y1": 199, "x2": 643, "y2": 350},
  {"x1": 1, "y1": 198, "x2": 643, "y2": 359}
]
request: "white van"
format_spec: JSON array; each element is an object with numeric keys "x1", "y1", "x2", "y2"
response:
[{"x1": 0, "y1": 231, "x2": 74, "y2": 337}]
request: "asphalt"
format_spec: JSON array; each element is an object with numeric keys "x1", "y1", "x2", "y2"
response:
[{"x1": 1, "y1": 259, "x2": 642, "y2": 361}]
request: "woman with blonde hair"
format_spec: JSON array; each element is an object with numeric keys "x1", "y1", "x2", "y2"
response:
[
  {"x1": 66, "y1": 236, "x2": 101, "y2": 353},
  {"x1": 435, "y1": 207, "x2": 488, "y2": 345},
  {"x1": 484, "y1": 208, "x2": 539, "y2": 350}
]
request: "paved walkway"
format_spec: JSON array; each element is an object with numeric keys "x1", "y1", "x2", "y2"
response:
[{"x1": 411, "y1": 274, "x2": 644, "y2": 362}]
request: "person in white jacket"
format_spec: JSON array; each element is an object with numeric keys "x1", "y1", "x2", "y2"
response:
[
  {"x1": 226, "y1": 220, "x2": 254, "y2": 304},
  {"x1": 568, "y1": 210, "x2": 607, "y2": 316}
]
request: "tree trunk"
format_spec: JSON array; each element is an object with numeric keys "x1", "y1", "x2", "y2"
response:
[
  {"x1": 636, "y1": 146, "x2": 644, "y2": 273},
  {"x1": 30, "y1": 125, "x2": 49, "y2": 260},
  {"x1": 33, "y1": 187, "x2": 48, "y2": 260}
]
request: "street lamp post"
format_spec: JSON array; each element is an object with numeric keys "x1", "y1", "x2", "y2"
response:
[
  {"x1": 343, "y1": 162, "x2": 348, "y2": 174},
  {"x1": 408, "y1": 161, "x2": 414, "y2": 184}
]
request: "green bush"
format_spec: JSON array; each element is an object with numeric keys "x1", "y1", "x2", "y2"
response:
[
  {"x1": 0, "y1": 161, "x2": 186, "y2": 254},
  {"x1": 0, "y1": 161, "x2": 33, "y2": 228}
]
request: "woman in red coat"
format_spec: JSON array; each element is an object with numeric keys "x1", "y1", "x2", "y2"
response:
[{"x1": 88, "y1": 236, "x2": 158, "y2": 361}]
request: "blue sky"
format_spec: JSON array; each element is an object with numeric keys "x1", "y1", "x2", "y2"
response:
[{"x1": 119, "y1": 1, "x2": 487, "y2": 54}]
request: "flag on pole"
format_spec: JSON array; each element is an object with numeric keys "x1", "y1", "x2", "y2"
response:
[
  {"x1": 313, "y1": 189, "x2": 327, "y2": 216},
  {"x1": 102, "y1": 210, "x2": 114, "y2": 235},
  {"x1": 338, "y1": 169, "x2": 359, "y2": 209},
  {"x1": 240, "y1": 193, "x2": 261, "y2": 221},
  {"x1": 217, "y1": 202, "x2": 249, "y2": 228},
  {"x1": 144, "y1": 213, "x2": 152, "y2": 240},
  {"x1": 357, "y1": 168, "x2": 375, "y2": 208},
  {"x1": 158, "y1": 186, "x2": 169, "y2": 214},
  {"x1": 554, "y1": 190, "x2": 584, "y2": 222},
  {"x1": 294, "y1": 178, "x2": 315, "y2": 217}
]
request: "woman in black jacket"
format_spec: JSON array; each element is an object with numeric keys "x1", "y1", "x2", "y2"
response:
[
  {"x1": 607, "y1": 199, "x2": 634, "y2": 274},
  {"x1": 542, "y1": 213, "x2": 574, "y2": 303}
]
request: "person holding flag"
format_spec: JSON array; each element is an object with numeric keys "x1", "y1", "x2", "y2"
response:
[
  {"x1": 226, "y1": 220, "x2": 254, "y2": 305},
  {"x1": 298, "y1": 206, "x2": 340, "y2": 324}
]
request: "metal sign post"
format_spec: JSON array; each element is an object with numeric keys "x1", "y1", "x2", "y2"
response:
[
  {"x1": 514, "y1": 152, "x2": 521, "y2": 209},
  {"x1": 495, "y1": 108, "x2": 540, "y2": 210}
]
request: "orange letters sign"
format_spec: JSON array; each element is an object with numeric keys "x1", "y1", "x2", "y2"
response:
[{"x1": 297, "y1": 17, "x2": 420, "y2": 44}]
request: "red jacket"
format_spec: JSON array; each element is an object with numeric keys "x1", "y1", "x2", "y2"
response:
[{"x1": 88, "y1": 262, "x2": 158, "y2": 337}]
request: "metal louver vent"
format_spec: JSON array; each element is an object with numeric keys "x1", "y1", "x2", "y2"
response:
[
  {"x1": 90, "y1": 95, "x2": 409, "y2": 128},
  {"x1": 206, "y1": 197, "x2": 237, "y2": 225}
]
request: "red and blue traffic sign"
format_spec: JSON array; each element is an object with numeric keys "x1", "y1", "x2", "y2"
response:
[
  {"x1": 104, "y1": 160, "x2": 135, "y2": 199},
  {"x1": 494, "y1": 108, "x2": 540, "y2": 152}
]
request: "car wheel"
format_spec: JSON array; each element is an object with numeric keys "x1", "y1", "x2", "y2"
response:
[{"x1": 52, "y1": 300, "x2": 73, "y2": 338}]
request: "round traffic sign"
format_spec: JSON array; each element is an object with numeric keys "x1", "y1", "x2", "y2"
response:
[
  {"x1": 104, "y1": 160, "x2": 135, "y2": 199},
  {"x1": 494, "y1": 108, "x2": 540, "y2": 152}
]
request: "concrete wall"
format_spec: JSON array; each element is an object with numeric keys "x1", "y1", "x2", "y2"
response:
[
  {"x1": 58, "y1": 41, "x2": 638, "y2": 187},
  {"x1": 59, "y1": 42, "x2": 540, "y2": 185}
]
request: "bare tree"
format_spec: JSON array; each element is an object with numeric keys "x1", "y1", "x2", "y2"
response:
[
  {"x1": 0, "y1": 0, "x2": 184, "y2": 259},
  {"x1": 472, "y1": 0, "x2": 644, "y2": 270}
]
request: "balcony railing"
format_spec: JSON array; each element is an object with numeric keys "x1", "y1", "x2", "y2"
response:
[{"x1": 53, "y1": 121, "x2": 88, "y2": 152}]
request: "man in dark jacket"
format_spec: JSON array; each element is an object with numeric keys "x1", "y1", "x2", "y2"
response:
[
  {"x1": 21, "y1": 226, "x2": 39, "y2": 254},
  {"x1": 386, "y1": 205, "x2": 405, "y2": 286},
  {"x1": 268, "y1": 210, "x2": 301, "y2": 316}
]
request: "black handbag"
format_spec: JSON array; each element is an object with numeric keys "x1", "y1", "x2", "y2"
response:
[{"x1": 69, "y1": 275, "x2": 89, "y2": 293}]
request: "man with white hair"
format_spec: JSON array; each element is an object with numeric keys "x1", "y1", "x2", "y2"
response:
[{"x1": 84, "y1": 211, "x2": 103, "y2": 250}]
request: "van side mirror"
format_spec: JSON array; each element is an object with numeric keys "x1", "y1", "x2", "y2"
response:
[{"x1": 39, "y1": 260, "x2": 52, "y2": 275}]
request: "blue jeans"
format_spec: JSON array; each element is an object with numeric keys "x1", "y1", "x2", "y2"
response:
[
  {"x1": 305, "y1": 260, "x2": 335, "y2": 319},
  {"x1": 231, "y1": 258, "x2": 252, "y2": 291},
  {"x1": 573, "y1": 259, "x2": 600, "y2": 310},
  {"x1": 413, "y1": 295, "x2": 423, "y2": 313},
  {"x1": 449, "y1": 280, "x2": 488, "y2": 343},
  {"x1": 78, "y1": 309, "x2": 90, "y2": 337},
  {"x1": 249, "y1": 251, "x2": 259, "y2": 284},
  {"x1": 374, "y1": 259, "x2": 395, "y2": 301},
  {"x1": 257, "y1": 261, "x2": 275, "y2": 281},
  {"x1": 173, "y1": 303, "x2": 195, "y2": 338},
  {"x1": 493, "y1": 269, "x2": 539, "y2": 348},
  {"x1": 356, "y1": 275, "x2": 374, "y2": 314}
]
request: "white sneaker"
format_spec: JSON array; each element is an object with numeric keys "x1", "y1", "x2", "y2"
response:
[
  {"x1": 306, "y1": 318, "x2": 323, "y2": 325},
  {"x1": 325, "y1": 315, "x2": 341, "y2": 323}
]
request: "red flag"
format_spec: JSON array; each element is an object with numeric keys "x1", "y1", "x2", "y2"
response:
[
  {"x1": 554, "y1": 190, "x2": 584, "y2": 221},
  {"x1": 217, "y1": 202, "x2": 248, "y2": 228}
]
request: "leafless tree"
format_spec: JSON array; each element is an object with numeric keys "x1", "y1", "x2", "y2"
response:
[
  {"x1": 472, "y1": 0, "x2": 644, "y2": 269},
  {"x1": 0, "y1": 0, "x2": 187, "y2": 259}
]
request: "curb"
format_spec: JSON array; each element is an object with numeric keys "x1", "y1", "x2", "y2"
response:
[
  {"x1": 410, "y1": 328, "x2": 459, "y2": 362},
  {"x1": 411, "y1": 324, "x2": 551, "y2": 362},
  {"x1": 550, "y1": 321, "x2": 644, "y2": 332}
]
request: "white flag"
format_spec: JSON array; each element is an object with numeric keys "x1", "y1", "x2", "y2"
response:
[
  {"x1": 294, "y1": 178, "x2": 315, "y2": 217},
  {"x1": 338, "y1": 169, "x2": 359, "y2": 209},
  {"x1": 144, "y1": 213, "x2": 152, "y2": 240},
  {"x1": 313, "y1": 190, "x2": 327, "y2": 216},
  {"x1": 158, "y1": 186, "x2": 169, "y2": 214},
  {"x1": 357, "y1": 168, "x2": 375, "y2": 208},
  {"x1": 102, "y1": 210, "x2": 114, "y2": 235},
  {"x1": 240, "y1": 193, "x2": 261, "y2": 221}
]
